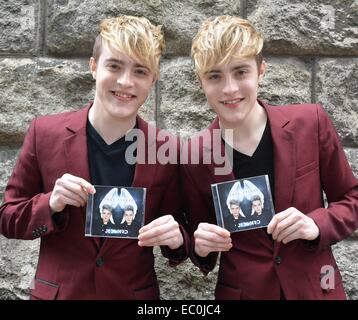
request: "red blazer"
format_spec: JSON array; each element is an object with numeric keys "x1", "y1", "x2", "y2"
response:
[
  {"x1": 0, "y1": 103, "x2": 189, "y2": 300},
  {"x1": 181, "y1": 102, "x2": 358, "y2": 300}
]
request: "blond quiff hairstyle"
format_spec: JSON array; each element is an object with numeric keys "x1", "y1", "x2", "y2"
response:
[
  {"x1": 93, "y1": 16, "x2": 165, "y2": 77},
  {"x1": 191, "y1": 16, "x2": 263, "y2": 75}
]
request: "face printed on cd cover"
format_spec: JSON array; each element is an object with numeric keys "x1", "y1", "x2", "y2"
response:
[{"x1": 85, "y1": 185, "x2": 146, "y2": 239}]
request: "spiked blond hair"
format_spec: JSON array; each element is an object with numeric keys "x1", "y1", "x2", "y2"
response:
[
  {"x1": 93, "y1": 15, "x2": 165, "y2": 77},
  {"x1": 192, "y1": 16, "x2": 263, "y2": 75}
]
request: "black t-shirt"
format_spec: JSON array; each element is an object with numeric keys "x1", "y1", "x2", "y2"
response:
[
  {"x1": 86, "y1": 120, "x2": 136, "y2": 187},
  {"x1": 230, "y1": 121, "x2": 275, "y2": 203}
]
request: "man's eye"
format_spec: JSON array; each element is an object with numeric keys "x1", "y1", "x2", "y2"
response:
[
  {"x1": 109, "y1": 64, "x2": 119, "y2": 69},
  {"x1": 136, "y1": 69, "x2": 148, "y2": 76},
  {"x1": 208, "y1": 74, "x2": 220, "y2": 80}
]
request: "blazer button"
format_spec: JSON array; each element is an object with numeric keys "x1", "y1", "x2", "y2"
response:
[
  {"x1": 96, "y1": 258, "x2": 104, "y2": 267},
  {"x1": 275, "y1": 256, "x2": 282, "y2": 265}
]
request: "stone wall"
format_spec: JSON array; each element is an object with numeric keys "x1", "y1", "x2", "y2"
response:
[{"x1": 0, "y1": 0, "x2": 357, "y2": 300}]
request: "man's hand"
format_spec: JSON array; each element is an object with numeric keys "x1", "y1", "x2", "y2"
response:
[
  {"x1": 49, "y1": 173, "x2": 95, "y2": 213},
  {"x1": 138, "y1": 215, "x2": 184, "y2": 250},
  {"x1": 194, "y1": 223, "x2": 232, "y2": 258},
  {"x1": 267, "y1": 207, "x2": 319, "y2": 244}
]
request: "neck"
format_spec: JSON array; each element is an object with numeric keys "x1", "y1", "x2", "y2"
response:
[
  {"x1": 220, "y1": 101, "x2": 267, "y2": 154},
  {"x1": 89, "y1": 102, "x2": 136, "y2": 145}
]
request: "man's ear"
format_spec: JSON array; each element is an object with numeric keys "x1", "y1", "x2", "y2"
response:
[
  {"x1": 258, "y1": 60, "x2": 266, "y2": 83},
  {"x1": 194, "y1": 72, "x2": 203, "y2": 89},
  {"x1": 151, "y1": 75, "x2": 157, "y2": 87},
  {"x1": 89, "y1": 57, "x2": 97, "y2": 79}
]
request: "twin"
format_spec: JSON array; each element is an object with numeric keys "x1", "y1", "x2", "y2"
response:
[{"x1": 0, "y1": 15, "x2": 357, "y2": 300}]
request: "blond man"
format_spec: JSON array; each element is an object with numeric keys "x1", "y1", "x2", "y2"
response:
[
  {"x1": 182, "y1": 16, "x2": 358, "y2": 299},
  {"x1": 0, "y1": 16, "x2": 189, "y2": 300}
]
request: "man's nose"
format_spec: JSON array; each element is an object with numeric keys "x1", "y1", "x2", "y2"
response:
[
  {"x1": 117, "y1": 71, "x2": 134, "y2": 87},
  {"x1": 222, "y1": 75, "x2": 239, "y2": 94}
]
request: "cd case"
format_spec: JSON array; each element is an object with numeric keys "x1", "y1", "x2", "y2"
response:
[
  {"x1": 211, "y1": 175, "x2": 275, "y2": 233},
  {"x1": 85, "y1": 185, "x2": 146, "y2": 239}
]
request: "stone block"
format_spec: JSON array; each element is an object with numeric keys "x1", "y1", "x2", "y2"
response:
[
  {"x1": 0, "y1": 0, "x2": 38, "y2": 54},
  {"x1": 248, "y1": 0, "x2": 358, "y2": 56},
  {"x1": 316, "y1": 58, "x2": 358, "y2": 146}
]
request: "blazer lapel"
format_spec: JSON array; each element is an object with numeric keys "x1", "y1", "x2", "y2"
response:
[
  {"x1": 63, "y1": 104, "x2": 100, "y2": 248},
  {"x1": 63, "y1": 110, "x2": 91, "y2": 183},
  {"x1": 262, "y1": 102, "x2": 296, "y2": 214}
]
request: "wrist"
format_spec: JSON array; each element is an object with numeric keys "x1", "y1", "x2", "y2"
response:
[
  {"x1": 195, "y1": 245, "x2": 209, "y2": 258},
  {"x1": 168, "y1": 233, "x2": 184, "y2": 250},
  {"x1": 49, "y1": 199, "x2": 64, "y2": 213}
]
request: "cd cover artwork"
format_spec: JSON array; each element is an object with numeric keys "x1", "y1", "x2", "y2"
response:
[
  {"x1": 85, "y1": 185, "x2": 146, "y2": 239},
  {"x1": 211, "y1": 175, "x2": 275, "y2": 233}
]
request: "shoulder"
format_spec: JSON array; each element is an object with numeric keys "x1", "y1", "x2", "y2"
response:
[
  {"x1": 266, "y1": 102, "x2": 322, "y2": 119},
  {"x1": 264, "y1": 102, "x2": 330, "y2": 129},
  {"x1": 31, "y1": 106, "x2": 88, "y2": 134},
  {"x1": 20, "y1": 105, "x2": 88, "y2": 150}
]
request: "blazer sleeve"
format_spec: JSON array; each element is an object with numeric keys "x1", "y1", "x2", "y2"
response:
[
  {"x1": 159, "y1": 162, "x2": 190, "y2": 266},
  {"x1": 307, "y1": 104, "x2": 358, "y2": 249},
  {"x1": 180, "y1": 163, "x2": 219, "y2": 275},
  {"x1": 0, "y1": 118, "x2": 69, "y2": 240}
]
